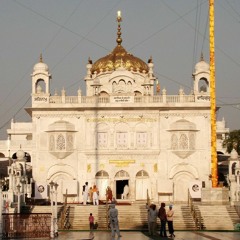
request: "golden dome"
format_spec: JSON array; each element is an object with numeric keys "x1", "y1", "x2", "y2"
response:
[{"x1": 91, "y1": 45, "x2": 149, "y2": 74}]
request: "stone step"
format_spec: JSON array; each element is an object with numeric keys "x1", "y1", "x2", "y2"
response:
[
  {"x1": 193, "y1": 204, "x2": 240, "y2": 230},
  {"x1": 67, "y1": 203, "x2": 196, "y2": 230}
]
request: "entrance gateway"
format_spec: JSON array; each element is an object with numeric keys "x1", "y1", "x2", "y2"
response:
[
  {"x1": 116, "y1": 179, "x2": 128, "y2": 199},
  {"x1": 114, "y1": 170, "x2": 129, "y2": 200}
]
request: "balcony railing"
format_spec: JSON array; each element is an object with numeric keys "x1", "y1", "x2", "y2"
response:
[{"x1": 44, "y1": 94, "x2": 198, "y2": 105}]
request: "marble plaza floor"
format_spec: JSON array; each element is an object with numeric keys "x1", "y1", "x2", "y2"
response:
[{"x1": 16, "y1": 230, "x2": 239, "y2": 240}]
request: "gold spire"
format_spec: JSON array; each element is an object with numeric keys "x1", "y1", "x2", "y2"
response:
[
  {"x1": 88, "y1": 57, "x2": 92, "y2": 64},
  {"x1": 148, "y1": 56, "x2": 153, "y2": 63},
  {"x1": 40, "y1": 53, "x2": 43, "y2": 63},
  {"x1": 116, "y1": 10, "x2": 122, "y2": 46},
  {"x1": 91, "y1": 11, "x2": 149, "y2": 74}
]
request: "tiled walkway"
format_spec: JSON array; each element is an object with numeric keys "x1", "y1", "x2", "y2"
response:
[{"x1": 35, "y1": 231, "x2": 240, "y2": 240}]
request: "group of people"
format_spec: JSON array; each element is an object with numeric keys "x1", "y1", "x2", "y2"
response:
[
  {"x1": 82, "y1": 182, "x2": 99, "y2": 205},
  {"x1": 147, "y1": 202, "x2": 175, "y2": 238}
]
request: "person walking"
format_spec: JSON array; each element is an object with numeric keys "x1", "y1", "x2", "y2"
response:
[
  {"x1": 146, "y1": 203, "x2": 158, "y2": 236},
  {"x1": 167, "y1": 205, "x2": 175, "y2": 238},
  {"x1": 108, "y1": 204, "x2": 122, "y2": 238},
  {"x1": 158, "y1": 202, "x2": 167, "y2": 237}
]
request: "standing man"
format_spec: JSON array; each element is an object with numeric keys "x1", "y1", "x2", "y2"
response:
[
  {"x1": 167, "y1": 205, "x2": 175, "y2": 238},
  {"x1": 92, "y1": 184, "x2": 99, "y2": 205},
  {"x1": 83, "y1": 182, "x2": 89, "y2": 205},
  {"x1": 108, "y1": 204, "x2": 122, "y2": 238},
  {"x1": 146, "y1": 203, "x2": 158, "y2": 236},
  {"x1": 158, "y1": 202, "x2": 167, "y2": 237}
]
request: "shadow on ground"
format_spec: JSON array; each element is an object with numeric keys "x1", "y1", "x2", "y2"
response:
[{"x1": 141, "y1": 231, "x2": 173, "y2": 240}]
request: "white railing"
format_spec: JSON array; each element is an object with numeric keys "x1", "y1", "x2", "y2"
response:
[{"x1": 47, "y1": 94, "x2": 203, "y2": 105}]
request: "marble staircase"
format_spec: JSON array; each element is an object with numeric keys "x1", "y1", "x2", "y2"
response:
[
  {"x1": 62, "y1": 202, "x2": 196, "y2": 231},
  {"x1": 193, "y1": 204, "x2": 240, "y2": 230},
  {"x1": 21, "y1": 202, "x2": 240, "y2": 231}
]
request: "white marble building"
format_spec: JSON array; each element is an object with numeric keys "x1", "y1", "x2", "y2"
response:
[{"x1": 0, "y1": 16, "x2": 228, "y2": 204}]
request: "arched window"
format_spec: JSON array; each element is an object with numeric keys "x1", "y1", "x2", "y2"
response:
[
  {"x1": 115, "y1": 170, "x2": 129, "y2": 178},
  {"x1": 198, "y1": 78, "x2": 208, "y2": 93},
  {"x1": 36, "y1": 79, "x2": 46, "y2": 93},
  {"x1": 95, "y1": 170, "x2": 109, "y2": 178},
  {"x1": 136, "y1": 170, "x2": 149, "y2": 178}
]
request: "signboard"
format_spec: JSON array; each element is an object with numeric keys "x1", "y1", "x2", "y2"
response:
[
  {"x1": 35, "y1": 182, "x2": 48, "y2": 199},
  {"x1": 189, "y1": 180, "x2": 202, "y2": 198},
  {"x1": 110, "y1": 96, "x2": 134, "y2": 103}
]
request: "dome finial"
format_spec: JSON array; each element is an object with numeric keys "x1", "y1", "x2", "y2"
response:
[
  {"x1": 116, "y1": 11, "x2": 122, "y2": 46},
  {"x1": 40, "y1": 53, "x2": 43, "y2": 63},
  {"x1": 200, "y1": 52, "x2": 204, "y2": 61}
]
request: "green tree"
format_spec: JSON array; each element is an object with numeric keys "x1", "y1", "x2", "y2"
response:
[{"x1": 223, "y1": 129, "x2": 240, "y2": 155}]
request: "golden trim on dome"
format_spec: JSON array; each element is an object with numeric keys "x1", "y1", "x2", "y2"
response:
[{"x1": 91, "y1": 45, "x2": 149, "y2": 73}]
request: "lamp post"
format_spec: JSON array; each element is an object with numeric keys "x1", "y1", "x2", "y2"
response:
[
  {"x1": 16, "y1": 184, "x2": 21, "y2": 214},
  {"x1": 20, "y1": 178, "x2": 26, "y2": 204},
  {"x1": 0, "y1": 180, "x2": 4, "y2": 238},
  {"x1": 54, "y1": 183, "x2": 59, "y2": 237},
  {"x1": 49, "y1": 181, "x2": 55, "y2": 238}
]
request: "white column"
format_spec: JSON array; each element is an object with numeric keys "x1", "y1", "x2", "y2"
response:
[
  {"x1": 54, "y1": 183, "x2": 58, "y2": 236},
  {"x1": 16, "y1": 184, "x2": 21, "y2": 214},
  {"x1": 49, "y1": 181, "x2": 55, "y2": 238}
]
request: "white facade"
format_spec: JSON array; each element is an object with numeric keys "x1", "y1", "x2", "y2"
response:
[{"x1": 0, "y1": 20, "x2": 225, "y2": 204}]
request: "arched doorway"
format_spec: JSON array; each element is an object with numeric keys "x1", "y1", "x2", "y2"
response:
[
  {"x1": 173, "y1": 172, "x2": 194, "y2": 202},
  {"x1": 95, "y1": 170, "x2": 109, "y2": 200},
  {"x1": 114, "y1": 170, "x2": 129, "y2": 200},
  {"x1": 135, "y1": 170, "x2": 151, "y2": 200},
  {"x1": 50, "y1": 174, "x2": 72, "y2": 203}
]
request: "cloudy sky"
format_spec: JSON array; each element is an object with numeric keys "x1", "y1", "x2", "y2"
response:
[{"x1": 0, "y1": 0, "x2": 240, "y2": 139}]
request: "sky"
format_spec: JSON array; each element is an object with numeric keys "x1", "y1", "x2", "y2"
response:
[{"x1": 0, "y1": 0, "x2": 240, "y2": 139}]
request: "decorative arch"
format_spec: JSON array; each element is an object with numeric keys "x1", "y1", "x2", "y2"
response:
[
  {"x1": 99, "y1": 91, "x2": 109, "y2": 97},
  {"x1": 115, "y1": 170, "x2": 130, "y2": 179},
  {"x1": 135, "y1": 122, "x2": 148, "y2": 132},
  {"x1": 95, "y1": 170, "x2": 109, "y2": 178},
  {"x1": 36, "y1": 79, "x2": 46, "y2": 93},
  {"x1": 169, "y1": 164, "x2": 199, "y2": 179},
  {"x1": 136, "y1": 170, "x2": 149, "y2": 178},
  {"x1": 198, "y1": 77, "x2": 209, "y2": 93},
  {"x1": 115, "y1": 122, "x2": 130, "y2": 131},
  {"x1": 95, "y1": 122, "x2": 109, "y2": 131},
  {"x1": 47, "y1": 164, "x2": 76, "y2": 180}
]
